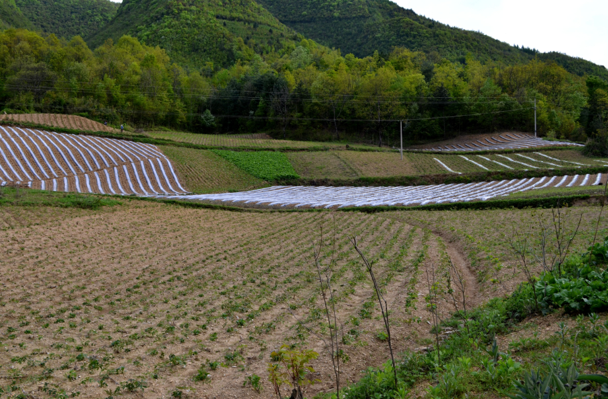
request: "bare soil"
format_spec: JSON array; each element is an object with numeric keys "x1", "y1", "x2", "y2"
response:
[{"x1": 0, "y1": 202, "x2": 488, "y2": 399}]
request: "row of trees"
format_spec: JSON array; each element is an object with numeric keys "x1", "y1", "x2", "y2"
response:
[{"x1": 0, "y1": 28, "x2": 603, "y2": 144}]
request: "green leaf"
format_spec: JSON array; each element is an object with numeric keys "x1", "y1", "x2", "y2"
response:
[{"x1": 578, "y1": 374, "x2": 608, "y2": 385}]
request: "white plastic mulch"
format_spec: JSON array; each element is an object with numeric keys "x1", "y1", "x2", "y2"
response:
[
  {"x1": 160, "y1": 173, "x2": 603, "y2": 208},
  {"x1": 0, "y1": 126, "x2": 187, "y2": 195},
  {"x1": 424, "y1": 133, "x2": 583, "y2": 152}
]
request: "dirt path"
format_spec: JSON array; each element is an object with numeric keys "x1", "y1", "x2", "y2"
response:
[{"x1": 443, "y1": 239, "x2": 483, "y2": 308}]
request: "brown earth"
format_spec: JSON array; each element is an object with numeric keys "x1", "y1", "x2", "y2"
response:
[
  {"x1": 0, "y1": 114, "x2": 119, "y2": 133},
  {"x1": 0, "y1": 201, "x2": 491, "y2": 399}
]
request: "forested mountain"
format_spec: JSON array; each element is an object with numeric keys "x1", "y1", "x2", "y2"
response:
[
  {"x1": 0, "y1": 0, "x2": 32, "y2": 30},
  {"x1": 3, "y1": 27, "x2": 603, "y2": 145},
  {"x1": 87, "y1": 0, "x2": 304, "y2": 69},
  {"x1": 256, "y1": 0, "x2": 608, "y2": 80},
  {"x1": 0, "y1": 0, "x2": 606, "y2": 145},
  {"x1": 15, "y1": 0, "x2": 118, "y2": 40}
]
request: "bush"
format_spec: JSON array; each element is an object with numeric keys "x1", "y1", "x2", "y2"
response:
[
  {"x1": 539, "y1": 239, "x2": 608, "y2": 313},
  {"x1": 583, "y1": 130, "x2": 608, "y2": 156}
]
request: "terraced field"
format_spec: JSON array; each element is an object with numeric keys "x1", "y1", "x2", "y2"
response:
[
  {"x1": 387, "y1": 206, "x2": 608, "y2": 296},
  {"x1": 0, "y1": 201, "x2": 471, "y2": 398},
  {"x1": 0, "y1": 114, "x2": 118, "y2": 133},
  {"x1": 147, "y1": 131, "x2": 377, "y2": 150},
  {"x1": 159, "y1": 146, "x2": 267, "y2": 193},
  {"x1": 411, "y1": 132, "x2": 582, "y2": 152},
  {"x1": 291, "y1": 150, "x2": 603, "y2": 179},
  {"x1": 0, "y1": 126, "x2": 186, "y2": 195},
  {"x1": 2, "y1": 119, "x2": 608, "y2": 399},
  {"x1": 163, "y1": 173, "x2": 605, "y2": 208},
  {"x1": 286, "y1": 152, "x2": 358, "y2": 180}
]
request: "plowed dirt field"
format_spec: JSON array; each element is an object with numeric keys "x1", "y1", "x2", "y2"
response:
[
  {"x1": 0, "y1": 201, "x2": 483, "y2": 399},
  {"x1": 0, "y1": 113, "x2": 118, "y2": 133}
]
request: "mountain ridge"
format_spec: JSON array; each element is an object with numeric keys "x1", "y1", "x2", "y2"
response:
[
  {"x1": 15, "y1": 0, "x2": 119, "y2": 40},
  {"x1": 87, "y1": 0, "x2": 304, "y2": 69},
  {"x1": 0, "y1": 0, "x2": 33, "y2": 30},
  {"x1": 255, "y1": 0, "x2": 608, "y2": 80}
]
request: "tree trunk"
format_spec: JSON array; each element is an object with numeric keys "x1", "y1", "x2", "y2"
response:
[{"x1": 333, "y1": 106, "x2": 341, "y2": 141}]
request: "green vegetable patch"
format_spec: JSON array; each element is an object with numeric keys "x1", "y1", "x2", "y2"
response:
[{"x1": 212, "y1": 150, "x2": 299, "y2": 181}]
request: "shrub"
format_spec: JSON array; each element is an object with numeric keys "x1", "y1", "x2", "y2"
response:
[
  {"x1": 583, "y1": 130, "x2": 608, "y2": 156},
  {"x1": 538, "y1": 237, "x2": 608, "y2": 313}
]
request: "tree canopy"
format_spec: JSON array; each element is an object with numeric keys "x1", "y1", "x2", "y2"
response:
[{"x1": 0, "y1": 28, "x2": 600, "y2": 145}]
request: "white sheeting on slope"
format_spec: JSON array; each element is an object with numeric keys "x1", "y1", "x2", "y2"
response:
[
  {"x1": 158, "y1": 173, "x2": 602, "y2": 208},
  {"x1": 0, "y1": 126, "x2": 187, "y2": 195}
]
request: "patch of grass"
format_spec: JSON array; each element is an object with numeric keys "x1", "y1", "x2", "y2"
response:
[
  {"x1": 212, "y1": 150, "x2": 299, "y2": 181},
  {"x1": 159, "y1": 146, "x2": 267, "y2": 193},
  {"x1": 148, "y1": 131, "x2": 374, "y2": 151},
  {"x1": 507, "y1": 184, "x2": 605, "y2": 199},
  {"x1": 0, "y1": 187, "x2": 121, "y2": 209},
  {"x1": 286, "y1": 152, "x2": 358, "y2": 179}
]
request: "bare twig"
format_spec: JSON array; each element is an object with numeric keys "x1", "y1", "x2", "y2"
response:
[
  {"x1": 351, "y1": 236, "x2": 398, "y2": 388},
  {"x1": 447, "y1": 259, "x2": 469, "y2": 334},
  {"x1": 314, "y1": 223, "x2": 342, "y2": 399},
  {"x1": 425, "y1": 262, "x2": 442, "y2": 366},
  {"x1": 551, "y1": 207, "x2": 582, "y2": 275},
  {"x1": 508, "y1": 226, "x2": 540, "y2": 312},
  {"x1": 593, "y1": 181, "x2": 608, "y2": 245}
]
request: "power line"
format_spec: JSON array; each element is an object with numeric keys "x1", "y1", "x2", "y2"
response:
[
  {"x1": 4, "y1": 103, "x2": 533, "y2": 123},
  {"x1": 4, "y1": 79, "x2": 533, "y2": 101},
  {"x1": 4, "y1": 84, "x2": 533, "y2": 106}
]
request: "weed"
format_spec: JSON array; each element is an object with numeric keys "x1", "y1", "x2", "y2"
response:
[
  {"x1": 193, "y1": 366, "x2": 210, "y2": 383},
  {"x1": 243, "y1": 374, "x2": 263, "y2": 393}
]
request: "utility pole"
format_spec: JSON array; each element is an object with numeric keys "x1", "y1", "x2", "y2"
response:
[
  {"x1": 400, "y1": 120, "x2": 403, "y2": 160},
  {"x1": 534, "y1": 98, "x2": 537, "y2": 138}
]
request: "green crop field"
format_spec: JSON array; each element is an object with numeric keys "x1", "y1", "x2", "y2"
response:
[
  {"x1": 159, "y1": 146, "x2": 267, "y2": 194},
  {"x1": 212, "y1": 150, "x2": 300, "y2": 181}
]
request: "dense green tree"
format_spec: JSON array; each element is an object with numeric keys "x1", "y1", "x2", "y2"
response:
[
  {"x1": 256, "y1": 0, "x2": 608, "y2": 81},
  {"x1": 15, "y1": 0, "x2": 118, "y2": 40},
  {"x1": 0, "y1": 27, "x2": 597, "y2": 143},
  {"x1": 583, "y1": 76, "x2": 608, "y2": 136},
  {"x1": 0, "y1": 0, "x2": 32, "y2": 30}
]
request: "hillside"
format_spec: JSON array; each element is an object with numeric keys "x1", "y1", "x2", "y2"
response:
[
  {"x1": 0, "y1": 0, "x2": 32, "y2": 30},
  {"x1": 14, "y1": 0, "x2": 118, "y2": 39},
  {"x1": 256, "y1": 0, "x2": 608, "y2": 80},
  {"x1": 87, "y1": 0, "x2": 303, "y2": 68}
]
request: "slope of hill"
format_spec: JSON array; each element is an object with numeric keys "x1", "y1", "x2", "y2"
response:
[
  {"x1": 538, "y1": 51, "x2": 608, "y2": 80},
  {"x1": 15, "y1": 0, "x2": 118, "y2": 39},
  {"x1": 0, "y1": 0, "x2": 32, "y2": 30},
  {"x1": 87, "y1": 0, "x2": 303, "y2": 68},
  {"x1": 256, "y1": 0, "x2": 608, "y2": 80}
]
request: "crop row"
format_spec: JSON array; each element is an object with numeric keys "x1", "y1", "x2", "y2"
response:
[
  {"x1": 433, "y1": 151, "x2": 602, "y2": 174},
  {"x1": 424, "y1": 132, "x2": 582, "y2": 152},
  {"x1": 0, "y1": 203, "x2": 439, "y2": 397},
  {"x1": 0, "y1": 126, "x2": 186, "y2": 195},
  {"x1": 163, "y1": 173, "x2": 604, "y2": 208}
]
